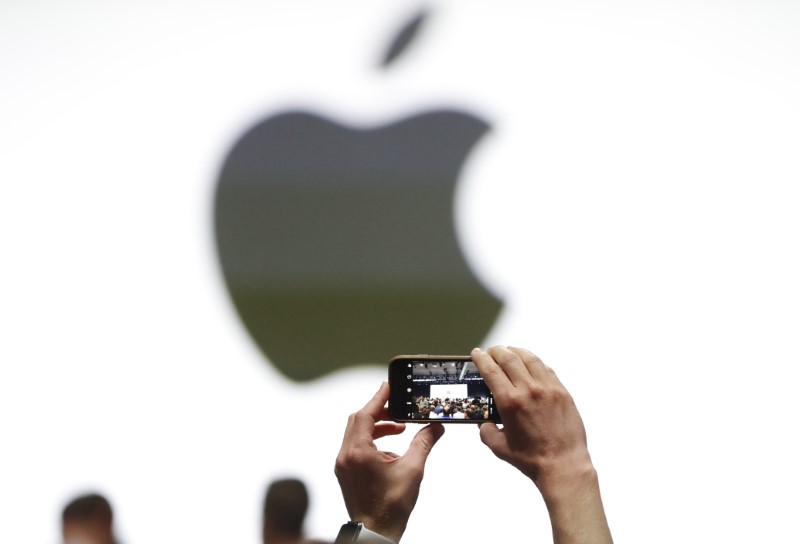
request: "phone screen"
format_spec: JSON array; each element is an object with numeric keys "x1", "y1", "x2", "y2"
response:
[{"x1": 388, "y1": 355, "x2": 501, "y2": 423}]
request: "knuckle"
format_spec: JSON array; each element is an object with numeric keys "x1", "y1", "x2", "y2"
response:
[
  {"x1": 500, "y1": 381, "x2": 545, "y2": 409},
  {"x1": 350, "y1": 410, "x2": 372, "y2": 428},
  {"x1": 528, "y1": 352, "x2": 544, "y2": 364},
  {"x1": 481, "y1": 363, "x2": 503, "y2": 380},
  {"x1": 494, "y1": 350, "x2": 518, "y2": 367},
  {"x1": 503, "y1": 387, "x2": 530, "y2": 409},
  {"x1": 521, "y1": 380, "x2": 544, "y2": 398},
  {"x1": 334, "y1": 454, "x2": 346, "y2": 475},
  {"x1": 336, "y1": 447, "x2": 366, "y2": 471}
]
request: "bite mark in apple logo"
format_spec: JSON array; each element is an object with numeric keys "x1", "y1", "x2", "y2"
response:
[{"x1": 214, "y1": 9, "x2": 503, "y2": 382}]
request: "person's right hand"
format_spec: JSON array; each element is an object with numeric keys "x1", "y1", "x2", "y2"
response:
[{"x1": 471, "y1": 346, "x2": 612, "y2": 544}]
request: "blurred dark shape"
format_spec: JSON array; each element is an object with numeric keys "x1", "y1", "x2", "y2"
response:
[
  {"x1": 263, "y1": 478, "x2": 332, "y2": 544},
  {"x1": 380, "y1": 8, "x2": 429, "y2": 67},
  {"x1": 61, "y1": 492, "x2": 117, "y2": 544},
  {"x1": 215, "y1": 109, "x2": 501, "y2": 382}
]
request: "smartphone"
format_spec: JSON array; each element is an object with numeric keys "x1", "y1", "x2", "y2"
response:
[{"x1": 388, "y1": 355, "x2": 501, "y2": 423}]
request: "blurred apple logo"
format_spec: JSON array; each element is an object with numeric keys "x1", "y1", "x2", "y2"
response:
[{"x1": 214, "y1": 10, "x2": 502, "y2": 381}]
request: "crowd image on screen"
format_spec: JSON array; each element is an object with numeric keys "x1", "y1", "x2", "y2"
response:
[
  {"x1": 408, "y1": 360, "x2": 493, "y2": 420},
  {"x1": 411, "y1": 395, "x2": 492, "y2": 420}
]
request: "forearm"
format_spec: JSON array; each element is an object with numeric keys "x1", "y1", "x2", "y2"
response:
[{"x1": 538, "y1": 462, "x2": 612, "y2": 544}]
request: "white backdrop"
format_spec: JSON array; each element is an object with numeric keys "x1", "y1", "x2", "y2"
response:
[
  {"x1": 430, "y1": 383, "x2": 468, "y2": 400},
  {"x1": 2, "y1": 1, "x2": 799, "y2": 542}
]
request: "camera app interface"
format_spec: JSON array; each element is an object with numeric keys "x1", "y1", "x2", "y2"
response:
[{"x1": 400, "y1": 359, "x2": 495, "y2": 420}]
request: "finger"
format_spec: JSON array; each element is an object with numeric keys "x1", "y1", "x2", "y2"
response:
[
  {"x1": 478, "y1": 422, "x2": 510, "y2": 461},
  {"x1": 373, "y1": 406, "x2": 394, "y2": 422},
  {"x1": 403, "y1": 423, "x2": 445, "y2": 469},
  {"x1": 471, "y1": 347, "x2": 511, "y2": 393},
  {"x1": 373, "y1": 422, "x2": 406, "y2": 440},
  {"x1": 511, "y1": 347, "x2": 566, "y2": 387},
  {"x1": 361, "y1": 382, "x2": 391, "y2": 420},
  {"x1": 508, "y1": 346, "x2": 549, "y2": 382},
  {"x1": 351, "y1": 405, "x2": 404, "y2": 424},
  {"x1": 487, "y1": 345, "x2": 534, "y2": 386},
  {"x1": 344, "y1": 383, "x2": 391, "y2": 447},
  {"x1": 355, "y1": 382, "x2": 390, "y2": 427}
]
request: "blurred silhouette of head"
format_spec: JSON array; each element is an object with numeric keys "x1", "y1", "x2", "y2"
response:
[
  {"x1": 262, "y1": 478, "x2": 309, "y2": 544},
  {"x1": 61, "y1": 492, "x2": 116, "y2": 544}
]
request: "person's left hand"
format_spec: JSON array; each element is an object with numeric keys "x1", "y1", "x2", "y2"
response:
[{"x1": 335, "y1": 382, "x2": 445, "y2": 543}]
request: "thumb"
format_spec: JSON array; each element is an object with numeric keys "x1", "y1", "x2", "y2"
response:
[
  {"x1": 404, "y1": 423, "x2": 445, "y2": 468},
  {"x1": 479, "y1": 422, "x2": 510, "y2": 460}
]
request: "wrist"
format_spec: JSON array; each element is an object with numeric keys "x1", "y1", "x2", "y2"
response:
[
  {"x1": 535, "y1": 460, "x2": 612, "y2": 543},
  {"x1": 335, "y1": 521, "x2": 396, "y2": 544},
  {"x1": 539, "y1": 462, "x2": 599, "y2": 505},
  {"x1": 534, "y1": 453, "x2": 597, "y2": 495},
  {"x1": 361, "y1": 517, "x2": 403, "y2": 544}
]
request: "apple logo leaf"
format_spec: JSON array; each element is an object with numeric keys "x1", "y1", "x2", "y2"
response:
[{"x1": 380, "y1": 8, "x2": 429, "y2": 68}]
